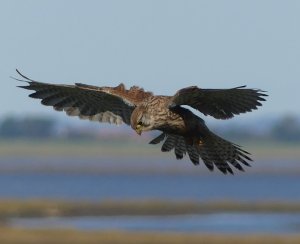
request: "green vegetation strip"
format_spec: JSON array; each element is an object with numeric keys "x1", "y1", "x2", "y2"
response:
[
  {"x1": 1, "y1": 199, "x2": 300, "y2": 218},
  {"x1": 0, "y1": 139, "x2": 158, "y2": 157},
  {"x1": 1, "y1": 139, "x2": 300, "y2": 158}
]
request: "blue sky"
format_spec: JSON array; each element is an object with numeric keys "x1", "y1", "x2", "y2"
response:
[{"x1": 1, "y1": 0, "x2": 299, "y2": 122}]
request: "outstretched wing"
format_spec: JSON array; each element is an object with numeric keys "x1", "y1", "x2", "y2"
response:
[
  {"x1": 16, "y1": 70, "x2": 153, "y2": 125},
  {"x1": 169, "y1": 86, "x2": 267, "y2": 119}
]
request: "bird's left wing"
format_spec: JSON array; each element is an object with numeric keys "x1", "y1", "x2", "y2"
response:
[
  {"x1": 16, "y1": 70, "x2": 153, "y2": 125},
  {"x1": 169, "y1": 86, "x2": 267, "y2": 119}
]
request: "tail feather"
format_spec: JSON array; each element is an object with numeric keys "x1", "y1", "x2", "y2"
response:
[
  {"x1": 196, "y1": 132, "x2": 251, "y2": 174},
  {"x1": 149, "y1": 131, "x2": 252, "y2": 174},
  {"x1": 157, "y1": 134, "x2": 199, "y2": 164},
  {"x1": 174, "y1": 137, "x2": 186, "y2": 159},
  {"x1": 186, "y1": 144, "x2": 200, "y2": 165},
  {"x1": 198, "y1": 141, "x2": 234, "y2": 174},
  {"x1": 161, "y1": 135, "x2": 177, "y2": 152}
]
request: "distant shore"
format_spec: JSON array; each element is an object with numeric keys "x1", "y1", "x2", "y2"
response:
[
  {"x1": 2, "y1": 138, "x2": 300, "y2": 158},
  {"x1": 1, "y1": 139, "x2": 300, "y2": 174},
  {"x1": 1, "y1": 199, "x2": 300, "y2": 218},
  {"x1": 0, "y1": 228, "x2": 299, "y2": 244}
]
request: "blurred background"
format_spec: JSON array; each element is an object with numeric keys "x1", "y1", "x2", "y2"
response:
[{"x1": 0, "y1": 0, "x2": 300, "y2": 243}]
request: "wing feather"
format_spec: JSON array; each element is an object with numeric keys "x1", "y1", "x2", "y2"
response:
[
  {"x1": 169, "y1": 86, "x2": 267, "y2": 119},
  {"x1": 16, "y1": 70, "x2": 153, "y2": 125}
]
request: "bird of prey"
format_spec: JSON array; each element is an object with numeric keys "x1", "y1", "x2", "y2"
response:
[{"x1": 16, "y1": 69, "x2": 267, "y2": 174}]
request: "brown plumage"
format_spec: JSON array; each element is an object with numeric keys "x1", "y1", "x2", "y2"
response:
[{"x1": 16, "y1": 69, "x2": 267, "y2": 174}]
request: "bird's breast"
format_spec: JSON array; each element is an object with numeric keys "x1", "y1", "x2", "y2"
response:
[{"x1": 152, "y1": 108, "x2": 187, "y2": 135}]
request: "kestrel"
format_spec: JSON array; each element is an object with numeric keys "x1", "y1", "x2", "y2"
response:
[{"x1": 16, "y1": 70, "x2": 267, "y2": 174}]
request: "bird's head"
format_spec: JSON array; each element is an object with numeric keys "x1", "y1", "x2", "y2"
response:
[{"x1": 130, "y1": 106, "x2": 154, "y2": 135}]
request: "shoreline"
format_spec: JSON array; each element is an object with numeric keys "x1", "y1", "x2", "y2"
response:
[
  {"x1": 1, "y1": 199, "x2": 300, "y2": 218},
  {"x1": 0, "y1": 228, "x2": 299, "y2": 244},
  {"x1": 1, "y1": 139, "x2": 300, "y2": 175},
  {"x1": 1, "y1": 138, "x2": 300, "y2": 158}
]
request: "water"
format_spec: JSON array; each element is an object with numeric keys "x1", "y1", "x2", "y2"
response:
[
  {"x1": 9, "y1": 213, "x2": 300, "y2": 234},
  {"x1": 1, "y1": 156, "x2": 300, "y2": 234},
  {"x1": 0, "y1": 173, "x2": 299, "y2": 201}
]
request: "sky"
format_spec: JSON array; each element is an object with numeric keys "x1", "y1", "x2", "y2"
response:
[{"x1": 1, "y1": 0, "x2": 299, "y2": 123}]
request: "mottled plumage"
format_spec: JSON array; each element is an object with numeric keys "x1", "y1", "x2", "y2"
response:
[{"x1": 16, "y1": 69, "x2": 267, "y2": 174}]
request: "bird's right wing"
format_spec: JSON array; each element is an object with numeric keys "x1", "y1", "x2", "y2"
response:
[{"x1": 16, "y1": 70, "x2": 153, "y2": 125}]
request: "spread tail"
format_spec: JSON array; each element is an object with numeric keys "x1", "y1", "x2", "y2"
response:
[{"x1": 149, "y1": 130, "x2": 252, "y2": 174}]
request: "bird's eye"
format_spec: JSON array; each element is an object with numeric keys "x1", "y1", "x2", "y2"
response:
[{"x1": 137, "y1": 121, "x2": 143, "y2": 126}]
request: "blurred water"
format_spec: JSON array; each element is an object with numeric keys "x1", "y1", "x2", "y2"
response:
[
  {"x1": 9, "y1": 213, "x2": 300, "y2": 234},
  {"x1": 1, "y1": 155, "x2": 300, "y2": 234},
  {"x1": 0, "y1": 173, "x2": 299, "y2": 201}
]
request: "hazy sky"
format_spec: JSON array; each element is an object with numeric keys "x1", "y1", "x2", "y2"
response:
[{"x1": 1, "y1": 0, "x2": 299, "y2": 121}]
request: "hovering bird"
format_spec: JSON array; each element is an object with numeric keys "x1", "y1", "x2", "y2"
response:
[{"x1": 16, "y1": 69, "x2": 267, "y2": 174}]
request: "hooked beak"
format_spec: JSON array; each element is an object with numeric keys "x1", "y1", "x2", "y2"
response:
[{"x1": 135, "y1": 124, "x2": 142, "y2": 136}]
